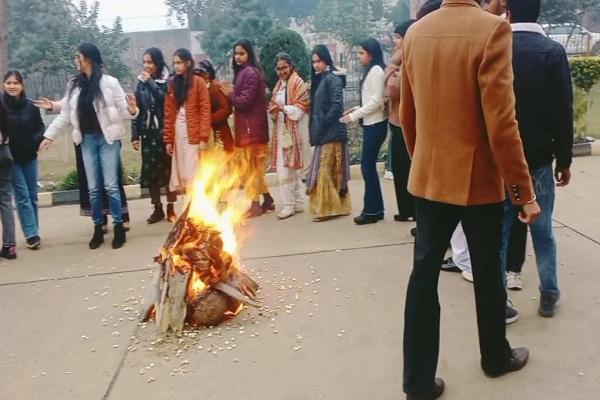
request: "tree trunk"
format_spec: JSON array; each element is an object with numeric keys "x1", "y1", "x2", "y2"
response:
[{"x1": 0, "y1": 0, "x2": 8, "y2": 78}]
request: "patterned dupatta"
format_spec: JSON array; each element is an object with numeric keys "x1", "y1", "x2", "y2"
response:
[{"x1": 271, "y1": 71, "x2": 310, "y2": 170}]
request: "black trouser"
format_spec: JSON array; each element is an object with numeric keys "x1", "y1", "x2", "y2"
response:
[
  {"x1": 507, "y1": 214, "x2": 527, "y2": 273},
  {"x1": 403, "y1": 198, "x2": 512, "y2": 394},
  {"x1": 390, "y1": 124, "x2": 415, "y2": 219},
  {"x1": 149, "y1": 186, "x2": 177, "y2": 206}
]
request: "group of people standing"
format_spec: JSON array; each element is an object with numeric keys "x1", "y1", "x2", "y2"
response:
[
  {"x1": 400, "y1": 0, "x2": 574, "y2": 399},
  {"x1": 0, "y1": 29, "x2": 419, "y2": 255}
]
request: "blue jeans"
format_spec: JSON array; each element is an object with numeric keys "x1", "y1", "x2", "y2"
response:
[
  {"x1": 0, "y1": 145, "x2": 16, "y2": 247},
  {"x1": 501, "y1": 164, "x2": 558, "y2": 296},
  {"x1": 11, "y1": 159, "x2": 39, "y2": 239},
  {"x1": 80, "y1": 134, "x2": 123, "y2": 225},
  {"x1": 361, "y1": 120, "x2": 388, "y2": 215}
]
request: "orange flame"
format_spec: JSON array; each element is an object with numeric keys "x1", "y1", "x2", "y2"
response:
[{"x1": 187, "y1": 148, "x2": 251, "y2": 262}]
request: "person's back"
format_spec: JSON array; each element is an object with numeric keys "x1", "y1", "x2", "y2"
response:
[
  {"x1": 401, "y1": 0, "x2": 532, "y2": 206},
  {"x1": 512, "y1": 28, "x2": 573, "y2": 170}
]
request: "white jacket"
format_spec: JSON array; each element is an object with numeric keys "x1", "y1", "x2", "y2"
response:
[
  {"x1": 349, "y1": 65, "x2": 386, "y2": 126},
  {"x1": 45, "y1": 75, "x2": 139, "y2": 145}
]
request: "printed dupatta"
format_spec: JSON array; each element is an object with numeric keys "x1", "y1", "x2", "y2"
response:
[{"x1": 271, "y1": 71, "x2": 310, "y2": 170}]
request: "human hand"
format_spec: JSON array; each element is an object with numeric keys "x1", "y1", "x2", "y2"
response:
[
  {"x1": 221, "y1": 82, "x2": 233, "y2": 96},
  {"x1": 339, "y1": 114, "x2": 352, "y2": 124},
  {"x1": 166, "y1": 143, "x2": 174, "y2": 156},
  {"x1": 33, "y1": 97, "x2": 54, "y2": 110},
  {"x1": 555, "y1": 167, "x2": 571, "y2": 187},
  {"x1": 132, "y1": 140, "x2": 140, "y2": 151},
  {"x1": 140, "y1": 71, "x2": 151, "y2": 82},
  {"x1": 518, "y1": 201, "x2": 541, "y2": 224},
  {"x1": 126, "y1": 93, "x2": 137, "y2": 114},
  {"x1": 38, "y1": 138, "x2": 52, "y2": 152}
]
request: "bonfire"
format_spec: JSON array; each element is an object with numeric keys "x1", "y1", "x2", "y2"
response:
[{"x1": 140, "y1": 150, "x2": 260, "y2": 336}]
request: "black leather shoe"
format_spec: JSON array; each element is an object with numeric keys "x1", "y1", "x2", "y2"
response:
[
  {"x1": 147, "y1": 206, "x2": 165, "y2": 224},
  {"x1": 484, "y1": 347, "x2": 529, "y2": 378},
  {"x1": 406, "y1": 378, "x2": 445, "y2": 400},
  {"x1": 354, "y1": 213, "x2": 384, "y2": 225},
  {"x1": 394, "y1": 215, "x2": 414, "y2": 222}
]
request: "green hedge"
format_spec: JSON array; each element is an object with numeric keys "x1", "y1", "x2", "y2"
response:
[
  {"x1": 259, "y1": 29, "x2": 311, "y2": 90},
  {"x1": 570, "y1": 57, "x2": 600, "y2": 93}
]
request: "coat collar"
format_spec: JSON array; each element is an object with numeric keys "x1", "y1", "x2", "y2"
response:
[
  {"x1": 442, "y1": 0, "x2": 481, "y2": 9},
  {"x1": 511, "y1": 23, "x2": 547, "y2": 36}
]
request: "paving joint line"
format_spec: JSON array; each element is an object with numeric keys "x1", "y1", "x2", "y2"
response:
[
  {"x1": 102, "y1": 325, "x2": 140, "y2": 400},
  {"x1": 0, "y1": 241, "x2": 414, "y2": 288},
  {"x1": 552, "y1": 218, "x2": 600, "y2": 246}
]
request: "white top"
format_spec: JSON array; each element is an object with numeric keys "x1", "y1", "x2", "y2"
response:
[
  {"x1": 349, "y1": 65, "x2": 386, "y2": 126},
  {"x1": 44, "y1": 75, "x2": 139, "y2": 145}
]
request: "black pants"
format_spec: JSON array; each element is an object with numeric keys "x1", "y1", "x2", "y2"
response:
[
  {"x1": 390, "y1": 124, "x2": 415, "y2": 219},
  {"x1": 149, "y1": 186, "x2": 177, "y2": 206},
  {"x1": 403, "y1": 198, "x2": 512, "y2": 394},
  {"x1": 507, "y1": 214, "x2": 527, "y2": 273}
]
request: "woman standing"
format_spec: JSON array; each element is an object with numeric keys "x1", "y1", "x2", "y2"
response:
[
  {"x1": 385, "y1": 20, "x2": 416, "y2": 222},
  {"x1": 0, "y1": 98, "x2": 17, "y2": 259},
  {"x1": 132, "y1": 47, "x2": 176, "y2": 224},
  {"x1": 221, "y1": 39, "x2": 274, "y2": 218},
  {"x1": 340, "y1": 38, "x2": 387, "y2": 225},
  {"x1": 34, "y1": 98, "x2": 131, "y2": 233},
  {"x1": 164, "y1": 48, "x2": 211, "y2": 199},
  {"x1": 3, "y1": 71, "x2": 44, "y2": 249},
  {"x1": 269, "y1": 53, "x2": 310, "y2": 220},
  {"x1": 40, "y1": 43, "x2": 138, "y2": 250},
  {"x1": 306, "y1": 45, "x2": 351, "y2": 222},
  {"x1": 196, "y1": 59, "x2": 233, "y2": 153}
]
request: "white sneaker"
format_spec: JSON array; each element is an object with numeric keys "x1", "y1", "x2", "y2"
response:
[
  {"x1": 383, "y1": 170, "x2": 394, "y2": 180},
  {"x1": 506, "y1": 272, "x2": 523, "y2": 291},
  {"x1": 461, "y1": 270, "x2": 474, "y2": 283},
  {"x1": 277, "y1": 208, "x2": 296, "y2": 220}
]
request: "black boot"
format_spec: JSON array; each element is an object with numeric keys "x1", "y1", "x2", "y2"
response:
[
  {"x1": 89, "y1": 224, "x2": 105, "y2": 249},
  {"x1": 147, "y1": 204, "x2": 165, "y2": 224},
  {"x1": 112, "y1": 222, "x2": 127, "y2": 249},
  {"x1": 245, "y1": 201, "x2": 263, "y2": 219},
  {"x1": 261, "y1": 192, "x2": 275, "y2": 213},
  {"x1": 166, "y1": 203, "x2": 177, "y2": 223}
]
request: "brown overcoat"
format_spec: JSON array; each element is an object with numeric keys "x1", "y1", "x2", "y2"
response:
[{"x1": 400, "y1": 0, "x2": 534, "y2": 206}]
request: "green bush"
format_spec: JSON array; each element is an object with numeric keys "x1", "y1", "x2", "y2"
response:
[
  {"x1": 259, "y1": 29, "x2": 311, "y2": 90},
  {"x1": 570, "y1": 57, "x2": 600, "y2": 93},
  {"x1": 59, "y1": 169, "x2": 79, "y2": 191}
]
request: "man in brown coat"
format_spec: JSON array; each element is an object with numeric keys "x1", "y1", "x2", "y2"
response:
[{"x1": 400, "y1": 0, "x2": 541, "y2": 398}]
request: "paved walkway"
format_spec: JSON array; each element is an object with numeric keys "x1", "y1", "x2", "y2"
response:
[{"x1": 1, "y1": 156, "x2": 599, "y2": 400}]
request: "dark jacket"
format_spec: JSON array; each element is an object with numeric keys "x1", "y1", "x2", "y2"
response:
[
  {"x1": 512, "y1": 29, "x2": 573, "y2": 170},
  {"x1": 229, "y1": 63, "x2": 269, "y2": 147},
  {"x1": 309, "y1": 71, "x2": 348, "y2": 146},
  {"x1": 132, "y1": 73, "x2": 168, "y2": 141},
  {"x1": 208, "y1": 80, "x2": 233, "y2": 152},
  {"x1": 1, "y1": 93, "x2": 45, "y2": 165}
]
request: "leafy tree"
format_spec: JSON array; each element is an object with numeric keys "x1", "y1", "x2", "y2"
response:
[
  {"x1": 259, "y1": 29, "x2": 310, "y2": 89},
  {"x1": 389, "y1": 0, "x2": 410, "y2": 26},
  {"x1": 313, "y1": 0, "x2": 385, "y2": 45},
  {"x1": 540, "y1": 0, "x2": 600, "y2": 24},
  {"x1": 200, "y1": 0, "x2": 279, "y2": 68},
  {"x1": 8, "y1": 0, "x2": 130, "y2": 80}
]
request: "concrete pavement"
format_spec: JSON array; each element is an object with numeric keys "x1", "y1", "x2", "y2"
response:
[{"x1": 1, "y1": 156, "x2": 600, "y2": 400}]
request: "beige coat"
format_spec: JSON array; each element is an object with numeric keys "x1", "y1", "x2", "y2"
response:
[{"x1": 400, "y1": 0, "x2": 534, "y2": 206}]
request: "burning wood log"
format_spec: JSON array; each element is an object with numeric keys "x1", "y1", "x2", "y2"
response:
[{"x1": 141, "y1": 202, "x2": 259, "y2": 336}]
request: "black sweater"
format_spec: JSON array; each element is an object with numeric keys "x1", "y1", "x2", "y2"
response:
[
  {"x1": 1, "y1": 93, "x2": 45, "y2": 165},
  {"x1": 512, "y1": 30, "x2": 573, "y2": 170}
]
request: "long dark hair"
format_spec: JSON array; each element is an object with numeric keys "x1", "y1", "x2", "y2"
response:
[
  {"x1": 0, "y1": 98, "x2": 6, "y2": 143},
  {"x1": 172, "y1": 48, "x2": 194, "y2": 109},
  {"x1": 232, "y1": 39, "x2": 262, "y2": 80},
  {"x1": 3, "y1": 70, "x2": 26, "y2": 100},
  {"x1": 359, "y1": 38, "x2": 386, "y2": 83},
  {"x1": 144, "y1": 47, "x2": 167, "y2": 80},
  {"x1": 69, "y1": 43, "x2": 104, "y2": 102},
  {"x1": 310, "y1": 45, "x2": 336, "y2": 99}
]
